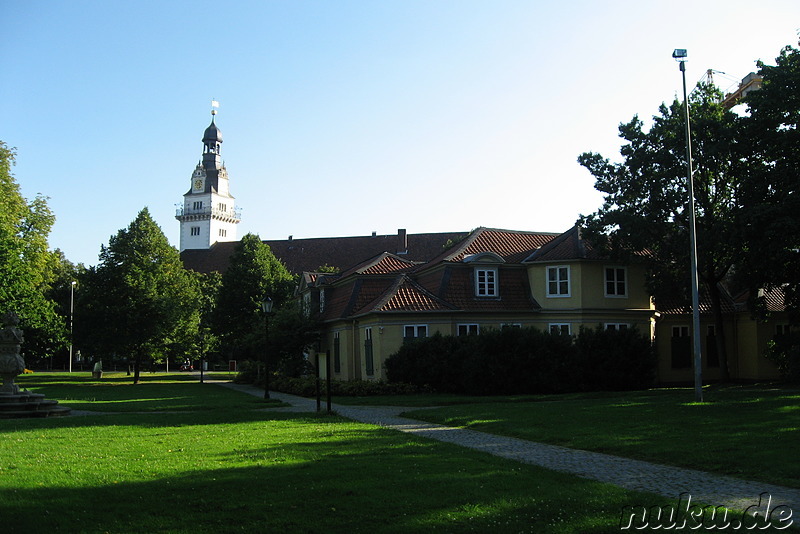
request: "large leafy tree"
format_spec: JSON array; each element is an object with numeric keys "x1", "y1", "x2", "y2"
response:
[
  {"x1": 213, "y1": 233, "x2": 294, "y2": 363},
  {"x1": 738, "y1": 43, "x2": 800, "y2": 317},
  {"x1": 77, "y1": 208, "x2": 200, "y2": 383},
  {"x1": 0, "y1": 141, "x2": 64, "y2": 363},
  {"x1": 578, "y1": 83, "x2": 747, "y2": 381}
]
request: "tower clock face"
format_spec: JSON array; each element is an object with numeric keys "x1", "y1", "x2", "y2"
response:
[{"x1": 193, "y1": 179, "x2": 204, "y2": 191}]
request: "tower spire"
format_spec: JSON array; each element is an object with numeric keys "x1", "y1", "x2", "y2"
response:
[{"x1": 176, "y1": 104, "x2": 240, "y2": 252}]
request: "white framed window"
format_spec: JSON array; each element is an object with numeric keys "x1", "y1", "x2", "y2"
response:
[
  {"x1": 475, "y1": 268, "x2": 498, "y2": 297},
  {"x1": 501, "y1": 323, "x2": 522, "y2": 329},
  {"x1": 190, "y1": 226, "x2": 200, "y2": 236},
  {"x1": 549, "y1": 323, "x2": 571, "y2": 335},
  {"x1": 547, "y1": 266, "x2": 570, "y2": 297},
  {"x1": 404, "y1": 325, "x2": 428, "y2": 339},
  {"x1": 457, "y1": 324, "x2": 479, "y2": 336},
  {"x1": 605, "y1": 267, "x2": 628, "y2": 297},
  {"x1": 605, "y1": 323, "x2": 629, "y2": 331}
]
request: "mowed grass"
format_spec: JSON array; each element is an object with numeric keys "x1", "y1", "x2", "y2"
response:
[
  {"x1": 0, "y1": 374, "x2": 674, "y2": 534},
  {"x1": 401, "y1": 385, "x2": 800, "y2": 488},
  {"x1": 15, "y1": 372, "x2": 285, "y2": 412}
]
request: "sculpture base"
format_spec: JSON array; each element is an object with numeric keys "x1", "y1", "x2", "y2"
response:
[{"x1": 0, "y1": 390, "x2": 72, "y2": 418}]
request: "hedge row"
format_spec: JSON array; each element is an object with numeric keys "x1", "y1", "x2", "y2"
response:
[{"x1": 384, "y1": 326, "x2": 656, "y2": 395}]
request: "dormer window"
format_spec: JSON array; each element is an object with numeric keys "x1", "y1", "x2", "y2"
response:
[
  {"x1": 463, "y1": 252, "x2": 504, "y2": 298},
  {"x1": 475, "y1": 268, "x2": 498, "y2": 297}
]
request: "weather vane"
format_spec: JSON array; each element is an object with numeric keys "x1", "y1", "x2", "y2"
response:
[{"x1": 211, "y1": 99, "x2": 220, "y2": 116}]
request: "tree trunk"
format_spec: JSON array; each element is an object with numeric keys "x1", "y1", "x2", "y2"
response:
[
  {"x1": 133, "y1": 351, "x2": 141, "y2": 385},
  {"x1": 708, "y1": 282, "x2": 731, "y2": 382}
]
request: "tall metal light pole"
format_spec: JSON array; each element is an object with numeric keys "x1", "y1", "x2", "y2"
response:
[
  {"x1": 673, "y1": 49, "x2": 703, "y2": 402},
  {"x1": 261, "y1": 296, "x2": 274, "y2": 400},
  {"x1": 69, "y1": 280, "x2": 76, "y2": 373}
]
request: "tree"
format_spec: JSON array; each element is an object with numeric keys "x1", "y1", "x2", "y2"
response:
[
  {"x1": 41, "y1": 251, "x2": 86, "y2": 369},
  {"x1": 213, "y1": 233, "x2": 294, "y2": 363},
  {"x1": 268, "y1": 301, "x2": 319, "y2": 377},
  {"x1": 738, "y1": 43, "x2": 800, "y2": 318},
  {"x1": 0, "y1": 141, "x2": 64, "y2": 364},
  {"x1": 77, "y1": 208, "x2": 200, "y2": 383},
  {"x1": 578, "y1": 83, "x2": 748, "y2": 381}
]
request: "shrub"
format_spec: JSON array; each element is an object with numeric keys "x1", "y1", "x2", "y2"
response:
[
  {"x1": 385, "y1": 326, "x2": 655, "y2": 395},
  {"x1": 384, "y1": 333, "x2": 464, "y2": 392},
  {"x1": 575, "y1": 326, "x2": 656, "y2": 391},
  {"x1": 765, "y1": 332, "x2": 800, "y2": 383}
]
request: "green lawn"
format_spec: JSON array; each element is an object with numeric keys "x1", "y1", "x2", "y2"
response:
[
  {"x1": 0, "y1": 373, "x2": 746, "y2": 533},
  {"x1": 400, "y1": 384, "x2": 800, "y2": 488},
  {"x1": 16, "y1": 372, "x2": 286, "y2": 412}
]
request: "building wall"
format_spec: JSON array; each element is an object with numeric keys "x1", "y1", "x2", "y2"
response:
[
  {"x1": 310, "y1": 260, "x2": 782, "y2": 385},
  {"x1": 654, "y1": 313, "x2": 781, "y2": 383},
  {"x1": 528, "y1": 261, "x2": 653, "y2": 313},
  {"x1": 733, "y1": 315, "x2": 781, "y2": 380}
]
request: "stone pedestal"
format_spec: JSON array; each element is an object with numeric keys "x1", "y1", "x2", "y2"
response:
[
  {"x1": 0, "y1": 312, "x2": 25, "y2": 395},
  {"x1": 0, "y1": 312, "x2": 71, "y2": 418}
]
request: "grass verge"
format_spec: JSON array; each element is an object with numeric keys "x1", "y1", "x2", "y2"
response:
[{"x1": 401, "y1": 384, "x2": 800, "y2": 488}]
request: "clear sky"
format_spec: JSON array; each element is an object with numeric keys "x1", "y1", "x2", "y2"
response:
[{"x1": 3, "y1": 0, "x2": 799, "y2": 267}]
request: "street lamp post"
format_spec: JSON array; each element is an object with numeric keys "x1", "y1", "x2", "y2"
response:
[
  {"x1": 199, "y1": 327, "x2": 205, "y2": 384},
  {"x1": 69, "y1": 281, "x2": 76, "y2": 373},
  {"x1": 673, "y1": 48, "x2": 703, "y2": 402},
  {"x1": 261, "y1": 297, "x2": 274, "y2": 400}
]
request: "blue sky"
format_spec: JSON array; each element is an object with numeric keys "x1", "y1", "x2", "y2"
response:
[{"x1": 3, "y1": 0, "x2": 799, "y2": 267}]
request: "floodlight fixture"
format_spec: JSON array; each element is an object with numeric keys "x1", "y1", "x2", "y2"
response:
[{"x1": 672, "y1": 48, "x2": 687, "y2": 59}]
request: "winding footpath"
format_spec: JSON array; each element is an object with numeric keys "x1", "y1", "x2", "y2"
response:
[{"x1": 217, "y1": 382, "x2": 799, "y2": 517}]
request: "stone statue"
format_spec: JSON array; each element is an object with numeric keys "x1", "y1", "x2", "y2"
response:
[{"x1": 0, "y1": 311, "x2": 26, "y2": 394}]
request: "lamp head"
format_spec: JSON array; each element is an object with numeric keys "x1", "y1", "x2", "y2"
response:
[
  {"x1": 672, "y1": 49, "x2": 687, "y2": 59},
  {"x1": 261, "y1": 297, "x2": 273, "y2": 314}
]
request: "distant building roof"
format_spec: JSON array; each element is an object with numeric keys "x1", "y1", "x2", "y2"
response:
[{"x1": 180, "y1": 229, "x2": 468, "y2": 275}]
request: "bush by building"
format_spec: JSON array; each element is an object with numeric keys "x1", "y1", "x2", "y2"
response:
[{"x1": 385, "y1": 326, "x2": 655, "y2": 395}]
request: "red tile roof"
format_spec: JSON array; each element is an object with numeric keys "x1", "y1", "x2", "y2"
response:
[
  {"x1": 353, "y1": 276, "x2": 456, "y2": 315},
  {"x1": 336, "y1": 252, "x2": 419, "y2": 278},
  {"x1": 656, "y1": 285, "x2": 737, "y2": 316},
  {"x1": 424, "y1": 227, "x2": 558, "y2": 266},
  {"x1": 436, "y1": 265, "x2": 540, "y2": 312},
  {"x1": 523, "y1": 225, "x2": 602, "y2": 262},
  {"x1": 181, "y1": 230, "x2": 467, "y2": 275}
]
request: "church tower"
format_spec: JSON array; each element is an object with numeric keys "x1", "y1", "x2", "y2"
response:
[{"x1": 176, "y1": 107, "x2": 240, "y2": 251}]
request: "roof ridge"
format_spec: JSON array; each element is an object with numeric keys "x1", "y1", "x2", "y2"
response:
[{"x1": 523, "y1": 226, "x2": 579, "y2": 262}]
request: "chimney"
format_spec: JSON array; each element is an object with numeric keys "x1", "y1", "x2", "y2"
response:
[
  {"x1": 372, "y1": 231, "x2": 377, "y2": 237},
  {"x1": 288, "y1": 235, "x2": 293, "y2": 241},
  {"x1": 397, "y1": 228, "x2": 408, "y2": 254}
]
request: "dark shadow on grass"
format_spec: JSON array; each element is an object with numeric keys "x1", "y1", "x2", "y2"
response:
[{"x1": 1, "y1": 431, "x2": 656, "y2": 534}]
